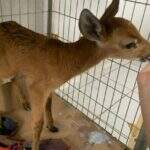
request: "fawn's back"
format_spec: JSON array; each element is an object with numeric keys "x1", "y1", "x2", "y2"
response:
[
  {"x1": 0, "y1": 21, "x2": 74, "y2": 88},
  {"x1": 0, "y1": 0, "x2": 150, "y2": 90}
]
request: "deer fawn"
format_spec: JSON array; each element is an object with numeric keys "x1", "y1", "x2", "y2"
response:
[{"x1": 0, "y1": 0, "x2": 149, "y2": 149}]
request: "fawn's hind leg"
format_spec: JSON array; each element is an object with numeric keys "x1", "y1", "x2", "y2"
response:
[
  {"x1": 44, "y1": 93, "x2": 58, "y2": 132},
  {"x1": 12, "y1": 75, "x2": 31, "y2": 111}
]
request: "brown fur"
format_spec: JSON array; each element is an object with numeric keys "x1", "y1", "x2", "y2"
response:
[{"x1": 0, "y1": 0, "x2": 149, "y2": 149}]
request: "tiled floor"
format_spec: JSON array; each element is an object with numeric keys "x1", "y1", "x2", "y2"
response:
[{"x1": 56, "y1": 59, "x2": 147, "y2": 148}]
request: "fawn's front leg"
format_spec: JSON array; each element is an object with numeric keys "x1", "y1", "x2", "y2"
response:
[
  {"x1": 44, "y1": 93, "x2": 58, "y2": 132},
  {"x1": 32, "y1": 113, "x2": 44, "y2": 150},
  {"x1": 30, "y1": 86, "x2": 45, "y2": 150}
]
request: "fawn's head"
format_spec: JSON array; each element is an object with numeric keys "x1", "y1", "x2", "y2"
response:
[{"x1": 79, "y1": 0, "x2": 150, "y2": 61}]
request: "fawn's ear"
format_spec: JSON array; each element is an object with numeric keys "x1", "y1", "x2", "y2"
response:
[
  {"x1": 100, "y1": 0, "x2": 119, "y2": 23},
  {"x1": 79, "y1": 9, "x2": 102, "y2": 42}
]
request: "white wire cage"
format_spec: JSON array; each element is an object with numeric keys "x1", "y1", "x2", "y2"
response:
[
  {"x1": 53, "y1": 0, "x2": 150, "y2": 149},
  {"x1": 0, "y1": 0, "x2": 149, "y2": 149}
]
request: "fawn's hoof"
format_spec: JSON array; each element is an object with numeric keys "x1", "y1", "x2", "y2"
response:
[
  {"x1": 23, "y1": 102, "x2": 31, "y2": 111},
  {"x1": 48, "y1": 126, "x2": 59, "y2": 133}
]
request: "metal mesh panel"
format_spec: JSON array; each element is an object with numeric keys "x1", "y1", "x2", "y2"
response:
[
  {"x1": 0, "y1": 0, "x2": 149, "y2": 149},
  {"x1": 0, "y1": 0, "x2": 49, "y2": 35},
  {"x1": 52, "y1": 0, "x2": 150, "y2": 149}
]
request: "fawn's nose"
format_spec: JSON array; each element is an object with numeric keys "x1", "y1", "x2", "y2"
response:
[{"x1": 140, "y1": 41, "x2": 150, "y2": 62}]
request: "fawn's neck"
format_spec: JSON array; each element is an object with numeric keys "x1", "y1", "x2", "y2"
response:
[{"x1": 48, "y1": 38, "x2": 107, "y2": 81}]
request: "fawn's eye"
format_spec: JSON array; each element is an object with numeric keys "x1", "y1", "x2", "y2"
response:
[
  {"x1": 125, "y1": 42, "x2": 137, "y2": 49},
  {"x1": 121, "y1": 39, "x2": 138, "y2": 50}
]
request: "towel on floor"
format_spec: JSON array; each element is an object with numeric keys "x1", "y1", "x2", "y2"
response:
[
  {"x1": 24, "y1": 139, "x2": 69, "y2": 150},
  {"x1": 0, "y1": 117, "x2": 17, "y2": 136}
]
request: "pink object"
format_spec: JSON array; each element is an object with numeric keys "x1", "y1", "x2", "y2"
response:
[{"x1": 0, "y1": 143, "x2": 21, "y2": 150}]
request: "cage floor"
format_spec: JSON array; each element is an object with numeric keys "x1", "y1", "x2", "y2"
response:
[
  {"x1": 0, "y1": 90, "x2": 125, "y2": 150},
  {"x1": 57, "y1": 60, "x2": 145, "y2": 145}
]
